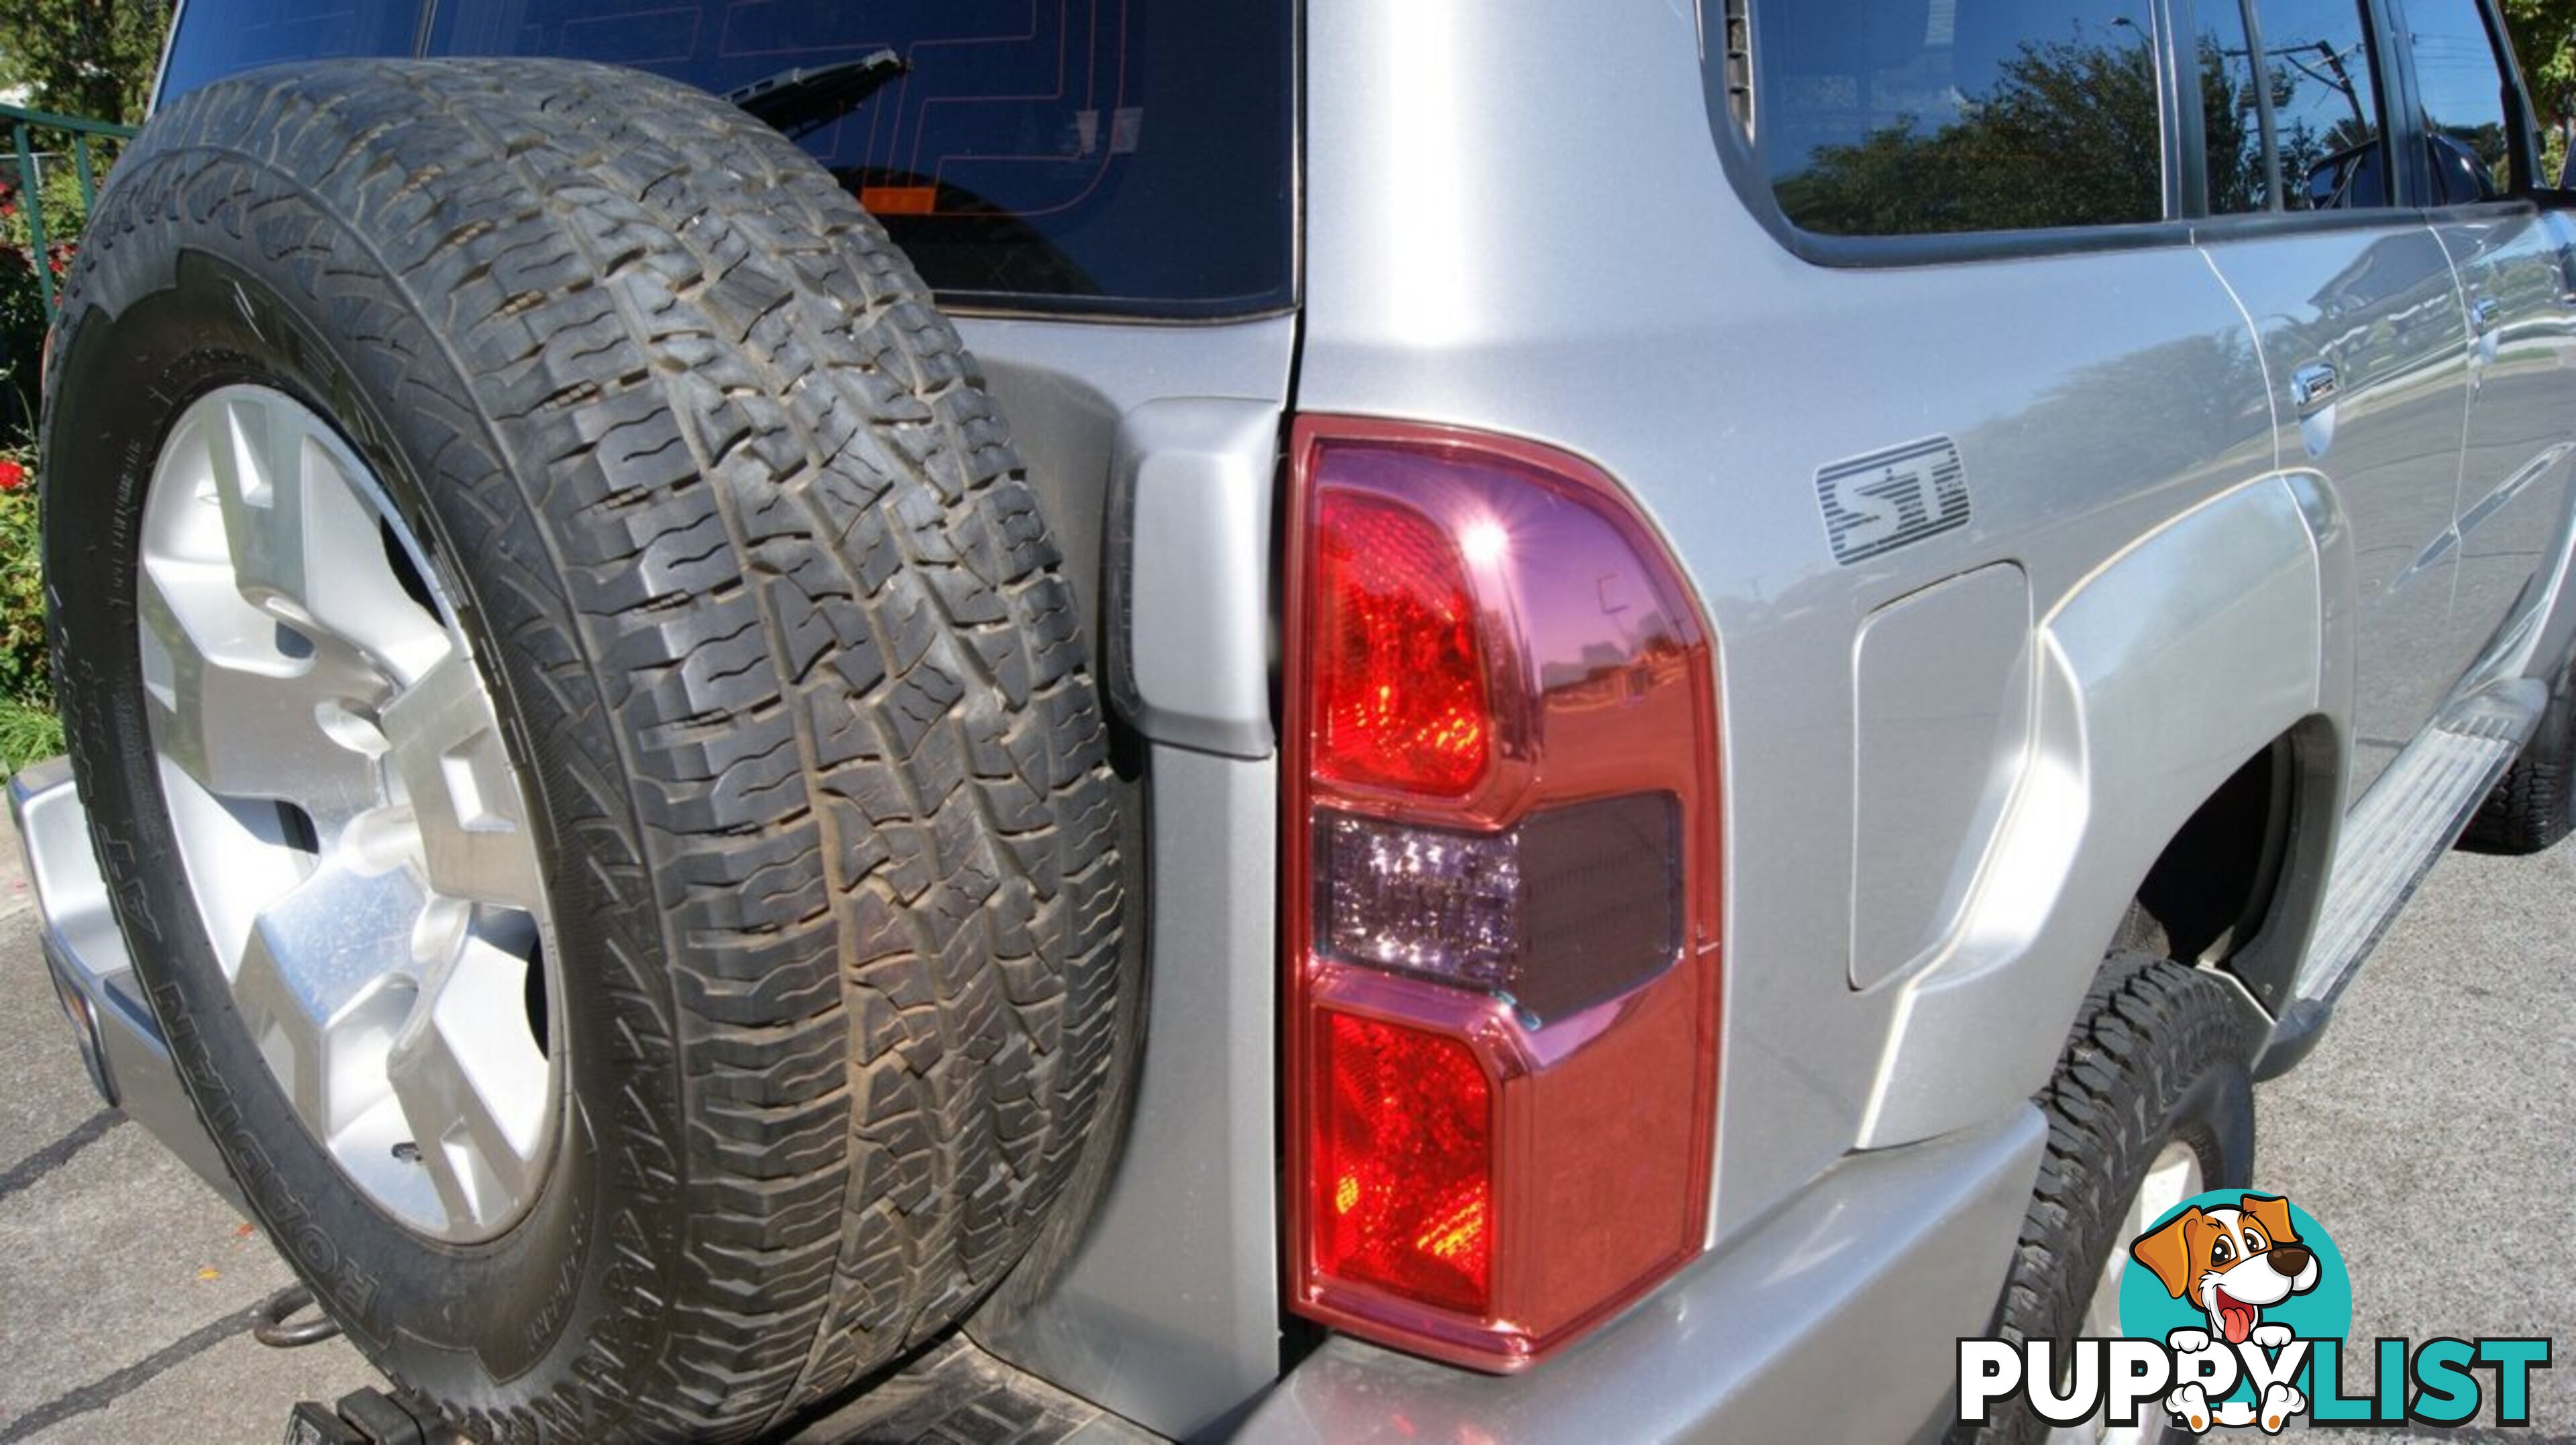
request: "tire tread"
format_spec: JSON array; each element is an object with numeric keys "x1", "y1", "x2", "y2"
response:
[{"x1": 1957, "y1": 954, "x2": 2253, "y2": 1445}]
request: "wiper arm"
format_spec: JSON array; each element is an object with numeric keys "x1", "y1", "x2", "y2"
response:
[{"x1": 725, "y1": 50, "x2": 906, "y2": 137}]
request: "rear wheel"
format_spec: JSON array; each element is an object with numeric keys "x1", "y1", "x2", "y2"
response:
[
  {"x1": 1955, "y1": 954, "x2": 2255, "y2": 1445},
  {"x1": 45, "y1": 58, "x2": 1131, "y2": 1440},
  {"x1": 2460, "y1": 674, "x2": 2576, "y2": 853}
]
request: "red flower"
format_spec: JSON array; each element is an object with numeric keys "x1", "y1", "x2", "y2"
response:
[{"x1": 0, "y1": 460, "x2": 28, "y2": 492}]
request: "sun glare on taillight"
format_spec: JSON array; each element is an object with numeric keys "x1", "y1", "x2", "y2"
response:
[{"x1": 1285, "y1": 416, "x2": 1722, "y2": 1373}]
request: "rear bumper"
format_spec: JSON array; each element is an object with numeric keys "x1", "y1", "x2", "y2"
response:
[
  {"x1": 13, "y1": 753, "x2": 2045, "y2": 1442},
  {"x1": 1236, "y1": 1106, "x2": 2043, "y2": 1444},
  {"x1": 8, "y1": 757, "x2": 238, "y2": 1204}
]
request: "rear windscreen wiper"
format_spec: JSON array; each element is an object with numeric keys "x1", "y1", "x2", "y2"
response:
[{"x1": 725, "y1": 50, "x2": 906, "y2": 137}]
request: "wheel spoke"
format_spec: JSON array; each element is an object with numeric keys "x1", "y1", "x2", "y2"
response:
[
  {"x1": 387, "y1": 922, "x2": 547, "y2": 1234},
  {"x1": 229, "y1": 859, "x2": 430, "y2": 1140},
  {"x1": 206, "y1": 389, "x2": 304, "y2": 613},
  {"x1": 382, "y1": 651, "x2": 545, "y2": 912},
  {"x1": 140, "y1": 564, "x2": 381, "y2": 815},
  {"x1": 209, "y1": 390, "x2": 447, "y2": 683}
]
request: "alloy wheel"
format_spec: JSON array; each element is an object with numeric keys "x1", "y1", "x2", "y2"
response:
[{"x1": 138, "y1": 384, "x2": 560, "y2": 1242}]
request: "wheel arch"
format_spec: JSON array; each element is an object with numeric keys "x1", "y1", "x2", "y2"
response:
[{"x1": 1858, "y1": 477, "x2": 2334, "y2": 1148}]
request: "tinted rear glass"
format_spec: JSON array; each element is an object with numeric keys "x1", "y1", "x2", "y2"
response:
[
  {"x1": 160, "y1": 0, "x2": 424, "y2": 103},
  {"x1": 1752, "y1": 0, "x2": 2164, "y2": 236},
  {"x1": 2406, "y1": 0, "x2": 2519, "y2": 201},
  {"x1": 164, "y1": 0, "x2": 1295, "y2": 318},
  {"x1": 2196, "y1": 0, "x2": 2395, "y2": 213}
]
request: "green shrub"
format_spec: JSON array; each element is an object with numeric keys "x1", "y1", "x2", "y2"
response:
[
  {"x1": 0, "y1": 693, "x2": 62, "y2": 770},
  {"x1": 0, "y1": 443, "x2": 55, "y2": 773},
  {"x1": 0, "y1": 158, "x2": 79, "y2": 773},
  {"x1": 1, "y1": 162, "x2": 91, "y2": 435}
]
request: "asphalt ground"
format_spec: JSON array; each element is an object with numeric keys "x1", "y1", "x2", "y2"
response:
[{"x1": 0, "y1": 823, "x2": 2568, "y2": 1442}]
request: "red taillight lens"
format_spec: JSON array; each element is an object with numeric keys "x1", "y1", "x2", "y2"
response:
[
  {"x1": 1313, "y1": 1010, "x2": 1493, "y2": 1313},
  {"x1": 1313, "y1": 492, "x2": 1491, "y2": 796},
  {"x1": 1285, "y1": 417, "x2": 1723, "y2": 1373}
]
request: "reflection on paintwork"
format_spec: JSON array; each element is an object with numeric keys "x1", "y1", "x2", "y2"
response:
[
  {"x1": 2203, "y1": 227, "x2": 2472, "y2": 783},
  {"x1": 2438, "y1": 211, "x2": 2576, "y2": 676}
]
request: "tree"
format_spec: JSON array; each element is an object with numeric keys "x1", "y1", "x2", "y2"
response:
[
  {"x1": 0, "y1": 0, "x2": 168, "y2": 126},
  {"x1": 2503, "y1": 0, "x2": 2576, "y2": 180}
]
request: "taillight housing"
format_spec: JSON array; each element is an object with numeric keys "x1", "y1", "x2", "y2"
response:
[{"x1": 1285, "y1": 416, "x2": 1722, "y2": 1372}]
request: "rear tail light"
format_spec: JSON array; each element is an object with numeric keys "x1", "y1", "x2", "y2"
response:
[{"x1": 1285, "y1": 416, "x2": 1722, "y2": 1372}]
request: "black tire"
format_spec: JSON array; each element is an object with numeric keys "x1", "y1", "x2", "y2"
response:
[
  {"x1": 1954, "y1": 954, "x2": 2256, "y2": 1445},
  {"x1": 2460, "y1": 678, "x2": 2576, "y2": 854},
  {"x1": 44, "y1": 58, "x2": 1130, "y2": 1441}
]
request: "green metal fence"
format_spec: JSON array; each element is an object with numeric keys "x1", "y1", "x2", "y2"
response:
[{"x1": 3, "y1": 103, "x2": 141, "y2": 322}]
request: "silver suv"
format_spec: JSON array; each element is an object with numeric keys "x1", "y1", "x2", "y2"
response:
[{"x1": 15, "y1": 0, "x2": 2575, "y2": 1439}]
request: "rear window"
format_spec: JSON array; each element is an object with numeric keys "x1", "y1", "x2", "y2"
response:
[
  {"x1": 162, "y1": 0, "x2": 1295, "y2": 319},
  {"x1": 159, "y1": 0, "x2": 425, "y2": 104}
]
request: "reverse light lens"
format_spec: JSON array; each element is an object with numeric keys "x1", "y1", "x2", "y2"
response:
[
  {"x1": 1312, "y1": 492, "x2": 1491, "y2": 796},
  {"x1": 1313, "y1": 1011, "x2": 1494, "y2": 1314},
  {"x1": 1322, "y1": 796, "x2": 1682, "y2": 1024}
]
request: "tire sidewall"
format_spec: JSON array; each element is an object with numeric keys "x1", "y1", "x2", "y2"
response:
[{"x1": 47, "y1": 200, "x2": 632, "y2": 1401}]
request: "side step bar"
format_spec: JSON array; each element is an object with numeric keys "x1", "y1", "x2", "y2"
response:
[{"x1": 2257, "y1": 686, "x2": 2539, "y2": 1076}]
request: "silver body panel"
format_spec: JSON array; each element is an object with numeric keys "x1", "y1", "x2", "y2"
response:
[
  {"x1": 1283, "y1": 0, "x2": 2576, "y2": 1428},
  {"x1": 2440, "y1": 213, "x2": 2576, "y2": 671},
  {"x1": 23, "y1": 0, "x2": 2576, "y2": 1438},
  {"x1": 1302, "y1": 0, "x2": 2302, "y2": 1218},
  {"x1": 950, "y1": 317, "x2": 1294, "y2": 1437},
  {"x1": 2202, "y1": 225, "x2": 2474, "y2": 794}
]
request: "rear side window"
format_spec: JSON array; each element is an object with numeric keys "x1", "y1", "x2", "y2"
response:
[
  {"x1": 2404, "y1": 0, "x2": 2520, "y2": 201},
  {"x1": 1752, "y1": 0, "x2": 2164, "y2": 236},
  {"x1": 2197, "y1": 0, "x2": 2393, "y2": 213},
  {"x1": 422, "y1": 0, "x2": 1293, "y2": 317},
  {"x1": 159, "y1": 0, "x2": 424, "y2": 103}
]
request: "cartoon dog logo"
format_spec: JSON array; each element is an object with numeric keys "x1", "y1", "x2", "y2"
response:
[{"x1": 2130, "y1": 1193, "x2": 2320, "y2": 1432}]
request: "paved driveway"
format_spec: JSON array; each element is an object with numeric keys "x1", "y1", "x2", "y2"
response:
[
  {"x1": 0, "y1": 828, "x2": 2568, "y2": 1442},
  {"x1": 0, "y1": 831, "x2": 376, "y2": 1443}
]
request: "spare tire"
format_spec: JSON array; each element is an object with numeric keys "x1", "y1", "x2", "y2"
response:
[{"x1": 44, "y1": 58, "x2": 1132, "y2": 1440}]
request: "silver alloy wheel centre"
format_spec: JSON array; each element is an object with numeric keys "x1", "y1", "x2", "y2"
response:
[{"x1": 138, "y1": 384, "x2": 561, "y2": 1243}]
